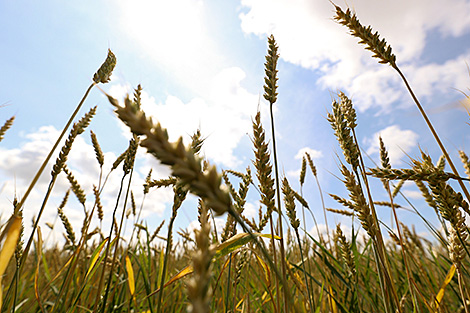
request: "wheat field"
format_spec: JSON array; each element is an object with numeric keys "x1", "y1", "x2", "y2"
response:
[{"x1": 1, "y1": 4, "x2": 470, "y2": 313}]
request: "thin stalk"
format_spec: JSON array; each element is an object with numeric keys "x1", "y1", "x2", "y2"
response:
[
  {"x1": 227, "y1": 206, "x2": 298, "y2": 312},
  {"x1": 300, "y1": 187, "x2": 316, "y2": 309},
  {"x1": 51, "y1": 207, "x2": 90, "y2": 312},
  {"x1": 294, "y1": 228, "x2": 313, "y2": 312},
  {"x1": 224, "y1": 255, "x2": 232, "y2": 313},
  {"x1": 14, "y1": 82, "x2": 94, "y2": 217},
  {"x1": 394, "y1": 67, "x2": 470, "y2": 203},
  {"x1": 457, "y1": 269, "x2": 470, "y2": 313},
  {"x1": 93, "y1": 173, "x2": 127, "y2": 313},
  {"x1": 268, "y1": 214, "x2": 280, "y2": 313},
  {"x1": 352, "y1": 129, "x2": 401, "y2": 312},
  {"x1": 101, "y1": 165, "x2": 135, "y2": 313},
  {"x1": 315, "y1": 174, "x2": 330, "y2": 246},
  {"x1": 269, "y1": 103, "x2": 289, "y2": 312},
  {"x1": 384, "y1": 181, "x2": 420, "y2": 312},
  {"x1": 156, "y1": 187, "x2": 186, "y2": 313},
  {"x1": 5, "y1": 83, "x2": 95, "y2": 313},
  {"x1": 129, "y1": 193, "x2": 148, "y2": 244}
]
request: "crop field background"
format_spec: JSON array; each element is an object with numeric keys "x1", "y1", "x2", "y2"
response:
[{"x1": 1, "y1": 1, "x2": 470, "y2": 312}]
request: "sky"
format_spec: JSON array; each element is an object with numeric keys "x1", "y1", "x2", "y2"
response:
[{"x1": 1, "y1": 0, "x2": 470, "y2": 245}]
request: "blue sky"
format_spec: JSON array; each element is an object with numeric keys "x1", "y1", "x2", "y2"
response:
[{"x1": 1, "y1": 0, "x2": 470, "y2": 243}]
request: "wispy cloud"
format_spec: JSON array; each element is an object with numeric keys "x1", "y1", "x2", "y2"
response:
[
  {"x1": 239, "y1": 0, "x2": 470, "y2": 111},
  {"x1": 364, "y1": 125, "x2": 419, "y2": 166},
  {"x1": 294, "y1": 147, "x2": 323, "y2": 160}
]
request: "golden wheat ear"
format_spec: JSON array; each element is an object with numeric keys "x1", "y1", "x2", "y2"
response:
[
  {"x1": 107, "y1": 93, "x2": 232, "y2": 216},
  {"x1": 93, "y1": 49, "x2": 116, "y2": 84},
  {"x1": 0, "y1": 116, "x2": 15, "y2": 143},
  {"x1": 332, "y1": 3, "x2": 396, "y2": 67}
]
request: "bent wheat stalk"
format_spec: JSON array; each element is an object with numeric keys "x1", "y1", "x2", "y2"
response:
[{"x1": 333, "y1": 3, "x2": 470, "y2": 204}]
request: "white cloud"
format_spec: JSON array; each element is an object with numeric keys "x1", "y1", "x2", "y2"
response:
[
  {"x1": 108, "y1": 67, "x2": 259, "y2": 168},
  {"x1": 287, "y1": 147, "x2": 323, "y2": 179},
  {"x1": 365, "y1": 125, "x2": 419, "y2": 166},
  {"x1": 243, "y1": 201, "x2": 257, "y2": 219},
  {"x1": 402, "y1": 189, "x2": 423, "y2": 200},
  {"x1": 294, "y1": 147, "x2": 323, "y2": 160},
  {"x1": 403, "y1": 53, "x2": 470, "y2": 98},
  {"x1": 239, "y1": 0, "x2": 470, "y2": 111},
  {"x1": 0, "y1": 126, "x2": 174, "y2": 245},
  {"x1": 308, "y1": 223, "x2": 330, "y2": 242}
]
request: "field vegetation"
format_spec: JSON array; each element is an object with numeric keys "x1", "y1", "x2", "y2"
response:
[{"x1": 1, "y1": 4, "x2": 470, "y2": 313}]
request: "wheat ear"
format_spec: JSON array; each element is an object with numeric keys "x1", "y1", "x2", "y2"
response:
[
  {"x1": 109, "y1": 95, "x2": 231, "y2": 216},
  {"x1": 187, "y1": 201, "x2": 214, "y2": 313},
  {"x1": 333, "y1": 5, "x2": 396, "y2": 66},
  {"x1": 0, "y1": 116, "x2": 14, "y2": 142},
  {"x1": 333, "y1": 2, "x2": 470, "y2": 207}
]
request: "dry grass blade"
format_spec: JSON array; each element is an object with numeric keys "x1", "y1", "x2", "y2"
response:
[
  {"x1": 125, "y1": 255, "x2": 136, "y2": 302},
  {"x1": 33, "y1": 227, "x2": 44, "y2": 313},
  {"x1": 0, "y1": 215, "x2": 21, "y2": 308}
]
